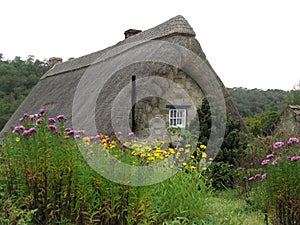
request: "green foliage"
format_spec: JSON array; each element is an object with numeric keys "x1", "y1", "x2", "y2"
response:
[
  {"x1": 245, "y1": 111, "x2": 280, "y2": 136},
  {"x1": 149, "y1": 170, "x2": 211, "y2": 224},
  {"x1": 190, "y1": 96, "x2": 248, "y2": 165},
  {"x1": 227, "y1": 87, "x2": 287, "y2": 118},
  {"x1": 285, "y1": 80, "x2": 300, "y2": 105},
  {"x1": 0, "y1": 55, "x2": 49, "y2": 130},
  {"x1": 201, "y1": 162, "x2": 243, "y2": 190}
]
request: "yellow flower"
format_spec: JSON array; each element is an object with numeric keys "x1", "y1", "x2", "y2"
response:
[
  {"x1": 182, "y1": 162, "x2": 187, "y2": 166},
  {"x1": 209, "y1": 157, "x2": 213, "y2": 161},
  {"x1": 190, "y1": 165, "x2": 196, "y2": 171},
  {"x1": 191, "y1": 155, "x2": 195, "y2": 159},
  {"x1": 168, "y1": 148, "x2": 175, "y2": 154},
  {"x1": 202, "y1": 152, "x2": 207, "y2": 158},
  {"x1": 82, "y1": 136, "x2": 90, "y2": 145},
  {"x1": 200, "y1": 144, "x2": 206, "y2": 149},
  {"x1": 202, "y1": 167, "x2": 207, "y2": 171},
  {"x1": 15, "y1": 137, "x2": 20, "y2": 142},
  {"x1": 154, "y1": 153, "x2": 160, "y2": 158},
  {"x1": 147, "y1": 156, "x2": 155, "y2": 161}
]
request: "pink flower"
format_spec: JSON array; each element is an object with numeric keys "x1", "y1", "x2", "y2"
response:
[
  {"x1": 48, "y1": 125, "x2": 57, "y2": 130},
  {"x1": 39, "y1": 108, "x2": 45, "y2": 115},
  {"x1": 19, "y1": 113, "x2": 29, "y2": 122},
  {"x1": 48, "y1": 118, "x2": 56, "y2": 123},
  {"x1": 35, "y1": 118, "x2": 43, "y2": 125},
  {"x1": 255, "y1": 174, "x2": 261, "y2": 178},
  {"x1": 12, "y1": 125, "x2": 25, "y2": 133},
  {"x1": 273, "y1": 141, "x2": 284, "y2": 149},
  {"x1": 67, "y1": 130, "x2": 75, "y2": 135},
  {"x1": 128, "y1": 132, "x2": 135, "y2": 137},
  {"x1": 57, "y1": 115, "x2": 66, "y2": 121},
  {"x1": 22, "y1": 127, "x2": 36, "y2": 137},
  {"x1": 291, "y1": 156, "x2": 300, "y2": 161},
  {"x1": 29, "y1": 114, "x2": 38, "y2": 120},
  {"x1": 266, "y1": 152, "x2": 275, "y2": 159},
  {"x1": 261, "y1": 173, "x2": 267, "y2": 180},
  {"x1": 261, "y1": 159, "x2": 270, "y2": 166},
  {"x1": 248, "y1": 176, "x2": 255, "y2": 181},
  {"x1": 288, "y1": 137, "x2": 299, "y2": 144},
  {"x1": 28, "y1": 127, "x2": 36, "y2": 133},
  {"x1": 271, "y1": 160, "x2": 278, "y2": 165}
]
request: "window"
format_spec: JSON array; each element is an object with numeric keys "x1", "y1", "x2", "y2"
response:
[{"x1": 169, "y1": 109, "x2": 186, "y2": 128}]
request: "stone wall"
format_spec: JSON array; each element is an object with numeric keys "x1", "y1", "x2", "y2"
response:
[{"x1": 133, "y1": 68, "x2": 204, "y2": 140}]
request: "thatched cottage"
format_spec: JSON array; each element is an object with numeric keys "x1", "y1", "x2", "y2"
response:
[{"x1": 0, "y1": 15, "x2": 245, "y2": 140}]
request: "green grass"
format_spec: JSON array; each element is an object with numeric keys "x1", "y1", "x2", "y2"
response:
[{"x1": 204, "y1": 189, "x2": 266, "y2": 225}]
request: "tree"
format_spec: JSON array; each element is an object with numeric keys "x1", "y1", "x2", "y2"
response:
[
  {"x1": 0, "y1": 56, "x2": 49, "y2": 130},
  {"x1": 286, "y1": 81, "x2": 300, "y2": 105}
]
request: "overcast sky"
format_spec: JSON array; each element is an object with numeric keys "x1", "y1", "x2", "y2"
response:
[{"x1": 1, "y1": 0, "x2": 300, "y2": 90}]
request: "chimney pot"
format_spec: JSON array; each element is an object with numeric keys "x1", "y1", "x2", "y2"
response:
[
  {"x1": 124, "y1": 29, "x2": 142, "y2": 39},
  {"x1": 49, "y1": 57, "x2": 62, "y2": 68}
]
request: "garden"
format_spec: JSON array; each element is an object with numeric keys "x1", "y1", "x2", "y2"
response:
[{"x1": 0, "y1": 107, "x2": 299, "y2": 225}]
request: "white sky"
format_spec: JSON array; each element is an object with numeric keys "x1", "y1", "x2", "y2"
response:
[{"x1": 1, "y1": 0, "x2": 300, "y2": 91}]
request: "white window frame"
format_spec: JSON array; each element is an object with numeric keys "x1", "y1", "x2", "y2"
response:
[{"x1": 169, "y1": 109, "x2": 186, "y2": 128}]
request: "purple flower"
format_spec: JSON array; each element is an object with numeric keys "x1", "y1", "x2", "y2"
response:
[
  {"x1": 261, "y1": 159, "x2": 270, "y2": 166},
  {"x1": 74, "y1": 134, "x2": 81, "y2": 139},
  {"x1": 255, "y1": 174, "x2": 261, "y2": 178},
  {"x1": 291, "y1": 156, "x2": 300, "y2": 161},
  {"x1": 271, "y1": 160, "x2": 278, "y2": 165},
  {"x1": 39, "y1": 108, "x2": 45, "y2": 115},
  {"x1": 67, "y1": 130, "x2": 75, "y2": 135},
  {"x1": 48, "y1": 125, "x2": 57, "y2": 130},
  {"x1": 288, "y1": 137, "x2": 299, "y2": 144},
  {"x1": 106, "y1": 137, "x2": 110, "y2": 142},
  {"x1": 115, "y1": 131, "x2": 122, "y2": 136},
  {"x1": 248, "y1": 176, "x2": 255, "y2": 181},
  {"x1": 128, "y1": 132, "x2": 135, "y2": 137},
  {"x1": 22, "y1": 130, "x2": 30, "y2": 136},
  {"x1": 261, "y1": 173, "x2": 267, "y2": 180},
  {"x1": 48, "y1": 118, "x2": 56, "y2": 123},
  {"x1": 35, "y1": 118, "x2": 43, "y2": 126},
  {"x1": 57, "y1": 114, "x2": 66, "y2": 121},
  {"x1": 28, "y1": 127, "x2": 36, "y2": 133},
  {"x1": 12, "y1": 125, "x2": 25, "y2": 133},
  {"x1": 273, "y1": 141, "x2": 284, "y2": 149},
  {"x1": 22, "y1": 127, "x2": 36, "y2": 137},
  {"x1": 29, "y1": 114, "x2": 36, "y2": 120},
  {"x1": 266, "y1": 152, "x2": 275, "y2": 159},
  {"x1": 19, "y1": 113, "x2": 29, "y2": 122}
]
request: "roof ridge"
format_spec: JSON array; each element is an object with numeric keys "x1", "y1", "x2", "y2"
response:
[{"x1": 42, "y1": 15, "x2": 195, "y2": 78}]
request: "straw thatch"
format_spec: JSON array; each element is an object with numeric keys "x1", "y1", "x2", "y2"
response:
[{"x1": 0, "y1": 15, "x2": 247, "y2": 138}]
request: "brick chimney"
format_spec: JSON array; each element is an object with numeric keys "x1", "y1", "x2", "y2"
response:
[
  {"x1": 49, "y1": 57, "x2": 62, "y2": 68},
  {"x1": 124, "y1": 29, "x2": 142, "y2": 39}
]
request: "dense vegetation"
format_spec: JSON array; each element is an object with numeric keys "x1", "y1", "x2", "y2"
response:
[
  {"x1": 0, "y1": 55, "x2": 299, "y2": 224},
  {"x1": 0, "y1": 55, "x2": 49, "y2": 130}
]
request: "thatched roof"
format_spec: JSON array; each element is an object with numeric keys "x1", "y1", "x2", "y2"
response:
[{"x1": 0, "y1": 15, "x2": 247, "y2": 138}]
